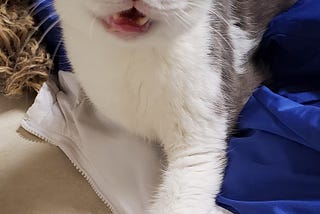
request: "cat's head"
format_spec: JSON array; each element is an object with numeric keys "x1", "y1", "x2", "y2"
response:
[{"x1": 54, "y1": 0, "x2": 212, "y2": 45}]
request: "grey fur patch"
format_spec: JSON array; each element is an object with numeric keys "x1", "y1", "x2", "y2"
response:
[{"x1": 210, "y1": 0, "x2": 297, "y2": 133}]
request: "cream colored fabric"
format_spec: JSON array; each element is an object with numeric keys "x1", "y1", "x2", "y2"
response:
[
  {"x1": 21, "y1": 73, "x2": 162, "y2": 214},
  {"x1": 0, "y1": 95, "x2": 112, "y2": 214}
]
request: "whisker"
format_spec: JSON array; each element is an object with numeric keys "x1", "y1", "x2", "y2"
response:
[
  {"x1": 51, "y1": 39, "x2": 63, "y2": 63},
  {"x1": 211, "y1": 27, "x2": 233, "y2": 49},
  {"x1": 161, "y1": 12, "x2": 171, "y2": 26},
  {"x1": 188, "y1": 2, "x2": 231, "y2": 27},
  {"x1": 28, "y1": 0, "x2": 45, "y2": 10},
  {"x1": 29, "y1": 0, "x2": 49, "y2": 15},
  {"x1": 32, "y1": 2, "x2": 53, "y2": 16},
  {"x1": 184, "y1": 3, "x2": 233, "y2": 49},
  {"x1": 89, "y1": 16, "x2": 99, "y2": 39},
  {"x1": 171, "y1": 10, "x2": 190, "y2": 29},
  {"x1": 17, "y1": 13, "x2": 56, "y2": 56},
  {"x1": 88, "y1": 2, "x2": 104, "y2": 39},
  {"x1": 209, "y1": 10, "x2": 230, "y2": 26},
  {"x1": 38, "y1": 18, "x2": 61, "y2": 45}
]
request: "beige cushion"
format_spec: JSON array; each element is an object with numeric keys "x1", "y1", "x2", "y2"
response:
[{"x1": 0, "y1": 95, "x2": 112, "y2": 214}]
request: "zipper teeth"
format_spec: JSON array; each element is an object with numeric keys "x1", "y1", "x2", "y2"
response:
[
  {"x1": 21, "y1": 120, "x2": 115, "y2": 214},
  {"x1": 20, "y1": 122, "x2": 53, "y2": 144},
  {"x1": 18, "y1": 127, "x2": 48, "y2": 144},
  {"x1": 64, "y1": 152, "x2": 115, "y2": 214}
]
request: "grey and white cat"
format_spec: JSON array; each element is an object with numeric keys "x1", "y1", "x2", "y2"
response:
[{"x1": 53, "y1": 0, "x2": 295, "y2": 213}]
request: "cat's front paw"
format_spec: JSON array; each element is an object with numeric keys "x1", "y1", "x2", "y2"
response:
[
  {"x1": 148, "y1": 201, "x2": 231, "y2": 214},
  {"x1": 147, "y1": 199, "x2": 212, "y2": 214},
  {"x1": 209, "y1": 205, "x2": 233, "y2": 214},
  {"x1": 148, "y1": 204, "x2": 199, "y2": 214}
]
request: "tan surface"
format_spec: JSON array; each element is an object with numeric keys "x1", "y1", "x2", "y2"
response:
[{"x1": 0, "y1": 95, "x2": 112, "y2": 214}]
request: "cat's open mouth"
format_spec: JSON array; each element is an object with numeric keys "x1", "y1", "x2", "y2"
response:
[{"x1": 102, "y1": 7, "x2": 152, "y2": 35}]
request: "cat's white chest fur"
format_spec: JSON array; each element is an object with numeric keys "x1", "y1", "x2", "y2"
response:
[
  {"x1": 59, "y1": 6, "x2": 228, "y2": 212},
  {"x1": 62, "y1": 22, "x2": 223, "y2": 141}
]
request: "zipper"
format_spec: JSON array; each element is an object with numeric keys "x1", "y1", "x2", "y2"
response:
[{"x1": 20, "y1": 119, "x2": 116, "y2": 214}]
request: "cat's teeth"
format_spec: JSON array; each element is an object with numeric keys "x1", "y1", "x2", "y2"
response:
[
  {"x1": 112, "y1": 13, "x2": 120, "y2": 20},
  {"x1": 137, "y1": 16, "x2": 149, "y2": 26}
]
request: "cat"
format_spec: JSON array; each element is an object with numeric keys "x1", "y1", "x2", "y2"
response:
[{"x1": 53, "y1": 0, "x2": 295, "y2": 213}]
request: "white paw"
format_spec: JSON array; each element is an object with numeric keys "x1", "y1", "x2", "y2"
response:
[
  {"x1": 148, "y1": 206, "x2": 206, "y2": 214},
  {"x1": 208, "y1": 205, "x2": 233, "y2": 214},
  {"x1": 147, "y1": 199, "x2": 229, "y2": 214},
  {"x1": 147, "y1": 204, "x2": 231, "y2": 214}
]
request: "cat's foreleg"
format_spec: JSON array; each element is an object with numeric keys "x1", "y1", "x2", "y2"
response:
[{"x1": 149, "y1": 121, "x2": 227, "y2": 214}]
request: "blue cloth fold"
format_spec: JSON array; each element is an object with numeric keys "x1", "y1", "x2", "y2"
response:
[{"x1": 217, "y1": 0, "x2": 320, "y2": 213}]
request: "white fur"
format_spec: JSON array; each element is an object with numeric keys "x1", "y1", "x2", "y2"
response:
[
  {"x1": 229, "y1": 23, "x2": 259, "y2": 74},
  {"x1": 54, "y1": 0, "x2": 228, "y2": 213}
]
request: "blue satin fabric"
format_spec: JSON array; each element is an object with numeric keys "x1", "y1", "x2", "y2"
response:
[
  {"x1": 33, "y1": 0, "x2": 72, "y2": 72},
  {"x1": 217, "y1": 0, "x2": 320, "y2": 213}
]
